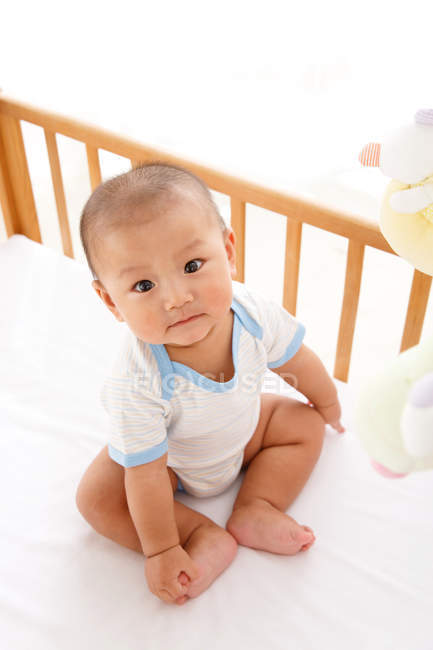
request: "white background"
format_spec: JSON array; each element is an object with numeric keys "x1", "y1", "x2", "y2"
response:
[{"x1": 2, "y1": 0, "x2": 433, "y2": 390}]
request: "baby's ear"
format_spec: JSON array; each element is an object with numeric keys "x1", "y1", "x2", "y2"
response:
[
  {"x1": 224, "y1": 227, "x2": 237, "y2": 275},
  {"x1": 91, "y1": 279, "x2": 106, "y2": 301},
  {"x1": 91, "y1": 280, "x2": 125, "y2": 322}
]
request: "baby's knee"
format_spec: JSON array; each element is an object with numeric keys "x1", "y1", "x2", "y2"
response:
[
  {"x1": 75, "y1": 474, "x2": 97, "y2": 524},
  {"x1": 75, "y1": 471, "x2": 114, "y2": 529},
  {"x1": 75, "y1": 447, "x2": 126, "y2": 528},
  {"x1": 302, "y1": 404, "x2": 326, "y2": 448}
]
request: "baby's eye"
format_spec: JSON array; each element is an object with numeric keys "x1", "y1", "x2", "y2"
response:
[
  {"x1": 185, "y1": 259, "x2": 203, "y2": 274},
  {"x1": 133, "y1": 279, "x2": 154, "y2": 293}
]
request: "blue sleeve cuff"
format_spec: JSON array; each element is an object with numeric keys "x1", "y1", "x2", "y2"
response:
[
  {"x1": 108, "y1": 438, "x2": 168, "y2": 468},
  {"x1": 267, "y1": 323, "x2": 306, "y2": 369}
]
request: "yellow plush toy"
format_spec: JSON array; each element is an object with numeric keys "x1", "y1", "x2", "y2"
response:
[{"x1": 355, "y1": 108, "x2": 433, "y2": 478}]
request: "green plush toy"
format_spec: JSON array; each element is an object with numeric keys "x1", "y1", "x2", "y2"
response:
[{"x1": 355, "y1": 109, "x2": 433, "y2": 477}]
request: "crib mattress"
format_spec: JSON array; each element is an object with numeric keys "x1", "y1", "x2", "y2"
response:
[{"x1": 1, "y1": 234, "x2": 432, "y2": 650}]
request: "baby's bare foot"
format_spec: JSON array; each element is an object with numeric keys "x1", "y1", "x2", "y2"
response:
[
  {"x1": 175, "y1": 524, "x2": 238, "y2": 606},
  {"x1": 226, "y1": 498, "x2": 315, "y2": 555}
]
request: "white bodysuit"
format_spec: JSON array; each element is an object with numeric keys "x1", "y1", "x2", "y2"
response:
[{"x1": 100, "y1": 280, "x2": 305, "y2": 497}]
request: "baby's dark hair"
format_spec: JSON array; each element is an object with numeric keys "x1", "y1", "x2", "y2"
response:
[{"x1": 79, "y1": 160, "x2": 227, "y2": 281}]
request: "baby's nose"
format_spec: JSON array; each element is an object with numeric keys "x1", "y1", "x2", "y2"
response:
[{"x1": 162, "y1": 280, "x2": 193, "y2": 311}]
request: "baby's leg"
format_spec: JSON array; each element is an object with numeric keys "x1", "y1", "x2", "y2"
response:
[
  {"x1": 226, "y1": 393, "x2": 325, "y2": 555},
  {"x1": 75, "y1": 446, "x2": 237, "y2": 604}
]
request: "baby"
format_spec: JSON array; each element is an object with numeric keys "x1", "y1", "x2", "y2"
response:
[{"x1": 75, "y1": 161, "x2": 344, "y2": 607}]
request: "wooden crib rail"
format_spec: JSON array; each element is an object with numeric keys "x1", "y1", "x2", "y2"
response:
[{"x1": 0, "y1": 93, "x2": 430, "y2": 382}]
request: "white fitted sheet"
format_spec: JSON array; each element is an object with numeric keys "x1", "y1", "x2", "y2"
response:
[{"x1": 1, "y1": 234, "x2": 432, "y2": 650}]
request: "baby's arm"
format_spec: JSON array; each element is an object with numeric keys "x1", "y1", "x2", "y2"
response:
[
  {"x1": 125, "y1": 453, "x2": 200, "y2": 604},
  {"x1": 124, "y1": 453, "x2": 180, "y2": 557},
  {"x1": 273, "y1": 344, "x2": 345, "y2": 433}
]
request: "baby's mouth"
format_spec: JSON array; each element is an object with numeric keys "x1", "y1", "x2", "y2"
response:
[{"x1": 171, "y1": 313, "x2": 204, "y2": 327}]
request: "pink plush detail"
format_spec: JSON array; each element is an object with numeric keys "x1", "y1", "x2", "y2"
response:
[
  {"x1": 370, "y1": 459, "x2": 408, "y2": 478},
  {"x1": 359, "y1": 142, "x2": 381, "y2": 167}
]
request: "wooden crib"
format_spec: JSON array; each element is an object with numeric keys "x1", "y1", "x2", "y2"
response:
[{"x1": 0, "y1": 93, "x2": 431, "y2": 383}]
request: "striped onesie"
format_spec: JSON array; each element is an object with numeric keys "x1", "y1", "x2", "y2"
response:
[{"x1": 100, "y1": 280, "x2": 306, "y2": 498}]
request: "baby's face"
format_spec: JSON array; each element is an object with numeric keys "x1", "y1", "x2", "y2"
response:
[{"x1": 92, "y1": 194, "x2": 237, "y2": 350}]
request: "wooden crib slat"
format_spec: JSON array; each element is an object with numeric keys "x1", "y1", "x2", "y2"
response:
[
  {"x1": 86, "y1": 145, "x2": 102, "y2": 190},
  {"x1": 0, "y1": 94, "x2": 394, "y2": 254},
  {"x1": 283, "y1": 218, "x2": 302, "y2": 316},
  {"x1": 230, "y1": 198, "x2": 245, "y2": 283},
  {"x1": 131, "y1": 158, "x2": 152, "y2": 169},
  {"x1": 44, "y1": 129, "x2": 74, "y2": 259},
  {"x1": 400, "y1": 269, "x2": 432, "y2": 352},
  {"x1": 0, "y1": 131, "x2": 16, "y2": 235},
  {"x1": 334, "y1": 240, "x2": 365, "y2": 382},
  {"x1": 0, "y1": 113, "x2": 41, "y2": 242}
]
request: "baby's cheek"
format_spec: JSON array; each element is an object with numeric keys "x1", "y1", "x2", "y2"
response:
[
  {"x1": 131, "y1": 310, "x2": 159, "y2": 340},
  {"x1": 206, "y1": 281, "x2": 232, "y2": 316}
]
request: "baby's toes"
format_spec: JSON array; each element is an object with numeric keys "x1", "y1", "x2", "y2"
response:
[
  {"x1": 178, "y1": 571, "x2": 190, "y2": 586},
  {"x1": 174, "y1": 572, "x2": 191, "y2": 605},
  {"x1": 299, "y1": 525, "x2": 315, "y2": 552}
]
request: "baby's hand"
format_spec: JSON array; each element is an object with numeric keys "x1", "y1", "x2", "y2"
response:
[
  {"x1": 307, "y1": 400, "x2": 345, "y2": 434},
  {"x1": 144, "y1": 544, "x2": 201, "y2": 605}
]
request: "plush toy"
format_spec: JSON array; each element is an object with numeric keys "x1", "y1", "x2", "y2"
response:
[{"x1": 354, "y1": 108, "x2": 433, "y2": 478}]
